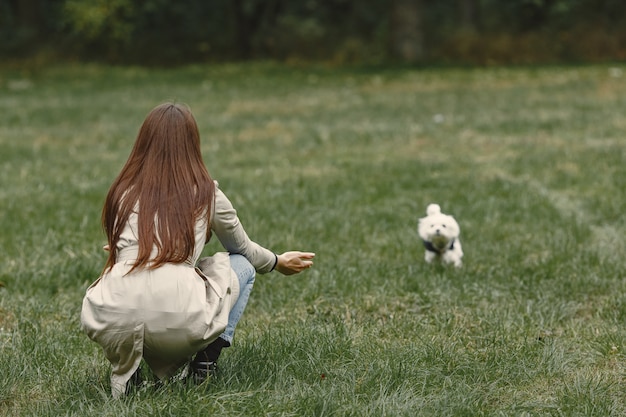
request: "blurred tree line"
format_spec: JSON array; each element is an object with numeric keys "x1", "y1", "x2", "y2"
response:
[{"x1": 1, "y1": 0, "x2": 625, "y2": 65}]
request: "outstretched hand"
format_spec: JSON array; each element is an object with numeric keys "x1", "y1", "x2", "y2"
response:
[{"x1": 275, "y1": 251, "x2": 315, "y2": 275}]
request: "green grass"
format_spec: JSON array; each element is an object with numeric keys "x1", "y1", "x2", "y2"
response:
[{"x1": 1, "y1": 62, "x2": 625, "y2": 416}]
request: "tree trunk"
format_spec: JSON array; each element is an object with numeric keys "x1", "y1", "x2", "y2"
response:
[
  {"x1": 15, "y1": 0, "x2": 40, "y2": 32},
  {"x1": 389, "y1": 0, "x2": 423, "y2": 63},
  {"x1": 232, "y1": 0, "x2": 254, "y2": 59},
  {"x1": 459, "y1": 0, "x2": 478, "y2": 32},
  {"x1": 231, "y1": 0, "x2": 283, "y2": 60}
]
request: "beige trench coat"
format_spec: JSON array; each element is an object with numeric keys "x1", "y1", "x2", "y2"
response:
[{"x1": 80, "y1": 184, "x2": 275, "y2": 397}]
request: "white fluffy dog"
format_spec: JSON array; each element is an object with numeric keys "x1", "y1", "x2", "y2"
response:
[{"x1": 417, "y1": 203, "x2": 463, "y2": 267}]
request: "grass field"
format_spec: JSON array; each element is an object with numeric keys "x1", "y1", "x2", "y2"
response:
[{"x1": 0, "y1": 62, "x2": 625, "y2": 416}]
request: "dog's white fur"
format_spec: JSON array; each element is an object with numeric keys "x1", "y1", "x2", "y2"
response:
[{"x1": 417, "y1": 204, "x2": 463, "y2": 267}]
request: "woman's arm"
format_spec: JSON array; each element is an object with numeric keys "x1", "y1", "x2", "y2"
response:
[{"x1": 211, "y1": 186, "x2": 314, "y2": 275}]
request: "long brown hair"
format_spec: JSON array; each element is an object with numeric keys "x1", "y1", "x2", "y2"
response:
[{"x1": 102, "y1": 103, "x2": 214, "y2": 273}]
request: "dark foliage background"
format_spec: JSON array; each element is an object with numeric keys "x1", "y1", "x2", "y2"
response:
[{"x1": 1, "y1": 0, "x2": 626, "y2": 66}]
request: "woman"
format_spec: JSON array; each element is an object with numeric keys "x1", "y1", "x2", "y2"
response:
[{"x1": 80, "y1": 102, "x2": 314, "y2": 398}]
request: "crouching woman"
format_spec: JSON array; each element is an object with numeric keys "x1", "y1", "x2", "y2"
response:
[{"x1": 80, "y1": 103, "x2": 314, "y2": 397}]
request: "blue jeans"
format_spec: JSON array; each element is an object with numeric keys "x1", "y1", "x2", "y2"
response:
[{"x1": 219, "y1": 254, "x2": 256, "y2": 345}]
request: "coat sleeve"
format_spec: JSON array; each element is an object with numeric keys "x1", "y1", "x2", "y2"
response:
[{"x1": 210, "y1": 186, "x2": 276, "y2": 274}]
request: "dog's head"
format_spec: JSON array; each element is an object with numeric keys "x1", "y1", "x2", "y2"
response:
[{"x1": 418, "y1": 204, "x2": 460, "y2": 250}]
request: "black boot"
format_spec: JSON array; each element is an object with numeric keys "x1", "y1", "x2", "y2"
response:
[
  {"x1": 125, "y1": 366, "x2": 143, "y2": 395},
  {"x1": 190, "y1": 337, "x2": 230, "y2": 383}
]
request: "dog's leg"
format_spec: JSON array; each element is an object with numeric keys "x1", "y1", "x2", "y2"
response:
[
  {"x1": 442, "y1": 252, "x2": 462, "y2": 268},
  {"x1": 424, "y1": 252, "x2": 435, "y2": 263}
]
